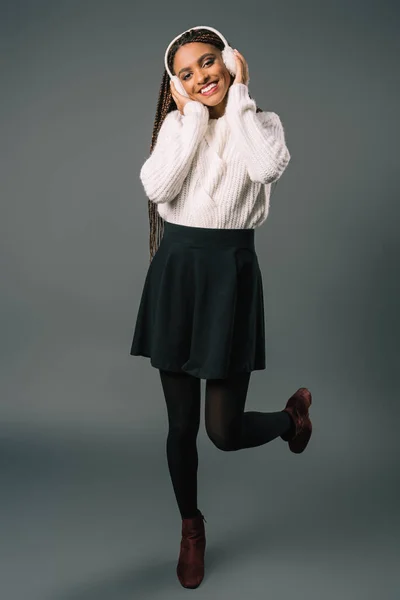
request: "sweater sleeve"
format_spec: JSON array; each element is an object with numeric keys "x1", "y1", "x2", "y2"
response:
[
  {"x1": 139, "y1": 101, "x2": 209, "y2": 203},
  {"x1": 224, "y1": 83, "x2": 291, "y2": 184}
]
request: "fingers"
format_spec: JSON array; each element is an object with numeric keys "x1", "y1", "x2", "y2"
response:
[
  {"x1": 169, "y1": 81, "x2": 183, "y2": 114},
  {"x1": 233, "y1": 49, "x2": 249, "y2": 84},
  {"x1": 170, "y1": 82, "x2": 177, "y2": 102},
  {"x1": 170, "y1": 80, "x2": 180, "y2": 102}
]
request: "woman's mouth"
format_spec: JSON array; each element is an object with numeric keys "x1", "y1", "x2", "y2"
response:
[{"x1": 200, "y1": 82, "x2": 219, "y2": 96}]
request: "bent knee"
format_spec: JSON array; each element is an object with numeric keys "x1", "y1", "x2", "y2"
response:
[{"x1": 206, "y1": 430, "x2": 238, "y2": 452}]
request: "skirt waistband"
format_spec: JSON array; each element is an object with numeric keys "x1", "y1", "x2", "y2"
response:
[{"x1": 162, "y1": 220, "x2": 255, "y2": 249}]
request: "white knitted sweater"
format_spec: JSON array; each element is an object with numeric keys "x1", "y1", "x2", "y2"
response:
[{"x1": 140, "y1": 83, "x2": 291, "y2": 229}]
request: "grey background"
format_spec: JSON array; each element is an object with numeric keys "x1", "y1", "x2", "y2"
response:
[{"x1": 1, "y1": 0, "x2": 399, "y2": 598}]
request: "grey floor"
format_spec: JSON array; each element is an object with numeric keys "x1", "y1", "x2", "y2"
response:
[{"x1": 1, "y1": 425, "x2": 398, "y2": 600}]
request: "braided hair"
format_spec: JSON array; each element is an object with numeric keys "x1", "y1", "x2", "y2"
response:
[{"x1": 146, "y1": 28, "x2": 267, "y2": 264}]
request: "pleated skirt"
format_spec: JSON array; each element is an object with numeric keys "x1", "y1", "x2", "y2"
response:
[{"x1": 129, "y1": 220, "x2": 266, "y2": 379}]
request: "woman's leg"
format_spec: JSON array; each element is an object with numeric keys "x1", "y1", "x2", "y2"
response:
[
  {"x1": 205, "y1": 371, "x2": 294, "y2": 451},
  {"x1": 159, "y1": 369, "x2": 201, "y2": 519}
]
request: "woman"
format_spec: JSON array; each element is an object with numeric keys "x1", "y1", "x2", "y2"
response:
[{"x1": 130, "y1": 25, "x2": 313, "y2": 589}]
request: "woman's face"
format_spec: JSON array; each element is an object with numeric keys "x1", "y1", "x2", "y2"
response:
[{"x1": 172, "y1": 42, "x2": 233, "y2": 109}]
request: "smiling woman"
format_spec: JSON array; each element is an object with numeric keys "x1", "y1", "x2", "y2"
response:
[
  {"x1": 171, "y1": 45, "x2": 231, "y2": 118},
  {"x1": 129, "y1": 25, "x2": 306, "y2": 593},
  {"x1": 147, "y1": 28, "x2": 263, "y2": 262},
  {"x1": 170, "y1": 44, "x2": 251, "y2": 121}
]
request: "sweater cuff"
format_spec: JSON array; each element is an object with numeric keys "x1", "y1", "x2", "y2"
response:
[
  {"x1": 183, "y1": 100, "x2": 209, "y2": 117},
  {"x1": 225, "y1": 83, "x2": 256, "y2": 113}
]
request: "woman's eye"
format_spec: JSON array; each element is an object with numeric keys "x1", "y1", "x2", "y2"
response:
[{"x1": 182, "y1": 59, "x2": 214, "y2": 81}]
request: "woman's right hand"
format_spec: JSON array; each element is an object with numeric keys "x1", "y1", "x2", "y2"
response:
[{"x1": 170, "y1": 80, "x2": 193, "y2": 115}]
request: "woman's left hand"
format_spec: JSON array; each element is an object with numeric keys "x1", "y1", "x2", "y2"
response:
[{"x1": 232, "y1": 49, "x2": 250, "y2": 85}]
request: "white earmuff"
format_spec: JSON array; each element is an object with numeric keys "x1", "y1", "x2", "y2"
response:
[{"x1": 164, "y1": 25, "x2": 238, "y2": 99}]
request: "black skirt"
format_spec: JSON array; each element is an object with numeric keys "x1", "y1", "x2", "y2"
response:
[{"x1": 129, "y1": 220, "x2": 266, "y2": 379}]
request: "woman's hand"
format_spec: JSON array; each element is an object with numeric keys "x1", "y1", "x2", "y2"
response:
[
  {"x1": 232, "y1": 49, "x2": 250, "y2": 85},
  {"x1": 170, "y1": 80, "x2": 192, "y2": 115}
]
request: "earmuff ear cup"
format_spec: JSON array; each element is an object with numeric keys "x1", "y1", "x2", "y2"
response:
[{"x1": 221, "y1": 47, "x2": 237, "y2": 77}]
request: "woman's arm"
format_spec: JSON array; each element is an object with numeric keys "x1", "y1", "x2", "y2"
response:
[
  {"x1": 225, "y1": 83, "x2": 291, "y2": 184},
  {"x1": 140, "y1": 102, "x2": 209, "y2": 203}
]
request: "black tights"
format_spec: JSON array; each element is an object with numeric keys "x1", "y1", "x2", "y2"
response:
[{"x1": 159, "y1": 369, "x2": 294, "y2": 519}]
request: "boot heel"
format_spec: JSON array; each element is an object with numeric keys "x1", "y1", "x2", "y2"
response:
[{"x1": 281, "y1": 387, "x2": 313, "y2": 454}]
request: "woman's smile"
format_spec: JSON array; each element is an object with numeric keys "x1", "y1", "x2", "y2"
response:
[{"x1": 199, "y1": 82, "x2": 219, "y2": 96}]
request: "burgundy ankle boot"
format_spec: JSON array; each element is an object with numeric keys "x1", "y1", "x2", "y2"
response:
[
  {"x1": 176, "y1": 511, "x2": 207, "y2": 588},
  {"x1": 281, "y1": 387, "x2": 313, "y2": 453}
]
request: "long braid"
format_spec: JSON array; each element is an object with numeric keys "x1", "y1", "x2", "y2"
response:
[{"x1": 147, "y1": 29, "x2": 264, "y2": 264}]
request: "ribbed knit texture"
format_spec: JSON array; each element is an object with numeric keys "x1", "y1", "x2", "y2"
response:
[{"x1": 140, "y1": 83, "x2": 291, "y2": 229}]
